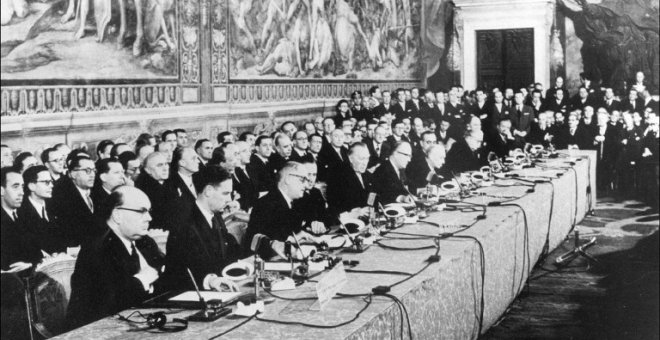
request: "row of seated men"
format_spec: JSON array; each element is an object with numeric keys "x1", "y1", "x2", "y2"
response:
[{"x1": 1, "y1": 85, "x2": 658, "y2": 333}]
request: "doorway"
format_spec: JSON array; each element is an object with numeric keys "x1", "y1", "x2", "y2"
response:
[{"x1": 476, "y1": 28, "x2": 534, "y2": 90}]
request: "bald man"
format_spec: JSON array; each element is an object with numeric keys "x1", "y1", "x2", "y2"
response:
[
  {"x1": 67, "y1": 186, "x2": 165, "y2": 329},
  {"x1": 135, "y1": 152, "x2": 175, "y2": 230},
  {"x1": 327, "y1": 142, "x2": 374, "y2": 215},
  {"x1": 317, "y1": 129, "x2": 350, "y2": 182}
]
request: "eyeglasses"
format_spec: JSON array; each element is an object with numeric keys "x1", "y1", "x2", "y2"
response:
[
  {"x1": 397, "y1": 151, "x2": 412, "y2": 158},
  {"x1": 116, "y1": 207, "x2": 152, "y2": 214},
  {"x1": 289, "y1": 174, "x2": 310, "y2": 184},
  {"x1": 73, "y1": 168, "x2": 96, "y2": 175},
  {"x1": 295, "y1": 137, "x2": 308, "y2": 141},
  {"x1": 36, "y1": 179, "x2": 54, "y2": 186}
]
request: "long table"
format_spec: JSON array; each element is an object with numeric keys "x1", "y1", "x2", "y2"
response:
[{"x1": 54, "y1": 151, "x2": 596, "y2": 340}]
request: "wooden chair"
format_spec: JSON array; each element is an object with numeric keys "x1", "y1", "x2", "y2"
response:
[{"x1": 29, "y1": 257, "x2": 77, "y2": 338}]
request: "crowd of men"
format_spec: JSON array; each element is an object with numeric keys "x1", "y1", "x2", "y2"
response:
[{"x1": 1, "y1": 72, "x2": 659, "y2": 331}]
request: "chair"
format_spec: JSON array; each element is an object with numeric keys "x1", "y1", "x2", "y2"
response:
[
  {"x1": 147, "y1": 229, "x2": 169, "y2": 255},
  {"x1": 29, "y1": 256, "x2": 77, "y2": 338}
]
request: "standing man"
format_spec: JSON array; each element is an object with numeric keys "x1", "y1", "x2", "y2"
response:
[
  {"x1": 195, "y1": 139, "x2": 214, "y2": 170},
  {"x1": 135, "y1": 152, "x2": 173, "y2": 230}
]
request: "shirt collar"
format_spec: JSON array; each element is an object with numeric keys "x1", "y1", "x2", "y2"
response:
[
  {"x1": 196, "y1": 201, "x2": 215, "y2": 228},
  {"x1": 179, "y1": 171, "x2": 193, "y2": 185},
  {"x1": 75, "y1": 185, "x2": 90, "y2": 199},
  {"x1": 28, "y1": 196, "x2": 46, "y2": 216},
  {"x1": 3, "y1": 207, "x2": 16, "y2": 220},
  {"x1": 279, "y1": 188, "x2": 293, "y2": 209},
  {"x1": 256, "y1": 153, "x2": 269, "y2": 163},
  {"x1": 110, "y1": 226, "x2": 134, "y2": 255}
]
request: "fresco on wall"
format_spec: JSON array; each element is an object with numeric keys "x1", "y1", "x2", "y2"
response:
[
  {"x1": 0, "y1": 0, "x2": 179, "y2": 82},
  {"x1": 226, "y1": 0, "x2": 422, "y2": 80}
]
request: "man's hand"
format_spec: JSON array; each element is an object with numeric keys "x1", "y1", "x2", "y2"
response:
[
  {"x1": 1, "y1": 262, "x2": 32, "y2": 274},
  {"x1": 308, "y1": 221, "x2": 327, "y2": 234},
  {"x1": 134, "y1": 265, "x2": 159, "y2": 291},
  {"x1": 209, "y1": 276, "x2": 239, "y2": 292},
  {"x1": 642, "y1": 148, "x2": 652, "y2": 157}
]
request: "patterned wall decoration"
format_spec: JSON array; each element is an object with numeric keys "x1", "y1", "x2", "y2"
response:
[{"x1": 0, "y1": 0, "x2": 421, "y2": 116}]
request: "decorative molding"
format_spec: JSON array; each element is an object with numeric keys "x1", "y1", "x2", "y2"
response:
[
  {"x1": 211, "y1": 0, "x2": 228, "y2": 84},
  {"x1": 1, "y1": 85, "x2": 182, "y2": 116},
  {"x1": 181, "y1": 0, "x2": 202, "y2": 84}
]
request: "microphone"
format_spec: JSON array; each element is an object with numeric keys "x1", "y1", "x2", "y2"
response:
[
  {"x1": 251, "y1": 233, "x2": 270, "y2": 253},
  {"x1": 186, "y1": 268, "x2": 231, "y2": 321},
  {"x1": 367, "y1": 192, "x2": 377, "y2": 207},
  {"x1": 555, "y1": 237, "x2": 596, "y2": 265}
]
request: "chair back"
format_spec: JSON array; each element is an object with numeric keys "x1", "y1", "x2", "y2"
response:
[
  {"x1": 147, "y1": 229, "x2": 169, "y2": 255},
  {"x1": 30, "y1": 257, "x2": 77, "y2": 338}
]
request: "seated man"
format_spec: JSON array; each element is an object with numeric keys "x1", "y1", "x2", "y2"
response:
[
  {"x1": 51, "y1": 155, "x2": 106, "y2": 246},
  {"x1": 2, "y1": 166, "x2": 39, "y2": 271},
  {"x1": 487, "y1": 118, "x2": 516, "y2": 158},
  {"x1": 372, "y1": 141, "x2": 414, "y2": 205},
  {"x1": 555, "y1": 112, "x2": 591, "y2": 150},
  {"x1": 327, "y1": 143, "x2": 374, "y2": 215},
  {"x1": 365, "y1": 125, "x2": 391, "y2": 168},
  {"x1": 269, "y1": 134, "x2": 293, "y2": 174},
  {"x1": 444, "y1": 130, "x2": 488, "y2": 174},
  {"x1": 92, "y1": 158, "x2": 126, "y2": 220},
  {"x1": 318, "y1": 129, "x2": 350, "y2": 183},
  {"x1": 163, "y1": 166, "x2": 241, "y2": 292},
  {"x1": 293, "y1": 162, "x2": 334, "y2": 235},
  {"x1": 135, "y1": 152, "x2": 174, "y2": 230},
  {"x1": 289, "y1": 131, "x2": 314, "y2": 163},
  {"x1": 406, "y1": 142, "x2": 447, "y2": 193},
  {"x1": 246, "y1": 162, "x2": 318, "y2": 259},
  {"x1": 67, "y1": 186, "x2": 164, "y2": 329},
  {"x1": 19, "y1": 165, "x2": 67, "y2": 256}
]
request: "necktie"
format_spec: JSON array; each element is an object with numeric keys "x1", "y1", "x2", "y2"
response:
[
  {"x1": 130, "y1": 243, "x2": 140, "y2": 275},
  {"x1": 86, "y1": 193, "x2": 94, "y2": 213},
  {"x1": 356, "y1": 172, "x2": 364, "y2": 188},
  {"x1": 12, "y1": 210, "x2": 18, "y2": 221},
  {"x1": 375, "y1": 143, "x2": 381, "y2": 156},
  {"x1": 570, "y1": 128, "x2": 576, "y2": 135},
  {"x1": 242, "y1": 168, "x2": 250, "y2": 179},
  {"x1": 42, "y1": 206, "x2": 49, "y2": 221}
]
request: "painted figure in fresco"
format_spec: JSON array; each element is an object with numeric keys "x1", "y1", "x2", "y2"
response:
[
  {"x1": 0, "y1": 0, "x2": 28, "y2": 25},
  {"x1": 334, "y1": 0, "x2": 369, "y2": 73},
  {"x1": 229, "y1": 0, "x2": 257, "y2": 51},
  {"x1": 261, "y1": 0, "x2": 288, "y2": 53},
  {"x1": 306, "y1": 15, "x2": 333, "y2": 74}
]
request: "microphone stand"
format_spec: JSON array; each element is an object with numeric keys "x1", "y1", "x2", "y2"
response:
[
  {"x1": 186, "y1": 268, "x2": 231, "y2": 321},
  {"x1": 555, "y1": 227, "x2": 601, "y2": 268}
]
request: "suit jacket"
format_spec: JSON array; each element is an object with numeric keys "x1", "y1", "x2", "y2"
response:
[
  {"x1": 233, "y1": 167, "x2": 258, "y2": 211},
  {"x1": 620, "y1": 98, "x2": 645, "y2": 113},
  {"x1": 444, "y1": 138, "x2": 488, "y2": 174},
  {"x1": 17, "y1": 199, "x2": 67, "y2": 255},
  {"x1": 327, "y1": 165, "x2": 373, "y2": 214},
  {"x1": 594, "y1": 125, "x2": 620, "y2": 164},
  {"x1": 372, "y1": 160, "x2": 408, "y2": 205},
  {"x1": 373, "y1": 103, "x2": 394, "y2": 118},
  {"x1": 289, "y1": 149, "x2": 314, "y2": 164},
  {"x1": 542, "y1": 98, "x2": 569, "y2": 113},
  {"x1": 135, "y1": 173, "x2": 176, "y2": 230},
  {"x1": 67, "y1": 228, "x2": 164, "y2": 329},
  {"x1": 246, "y1": 189, "x2": 303, "y2": 258},
  {"x1": 163, "y1": 205, "x2": 241, "y2": 291},
  {"x1": 487, "y1": 132, "x2": 516, "y2": 158},
  {"x1": 365, "y1": 138, "x2": 391, "y2": 168},
  {"x1": 390, "y1": 102, "x2": 411, "y2": 119},
  {"x1": 528, "y1": 123, "x2": 552, "y2": 147},
  {"x1": 512, "y1": 104, "x2": 534, "y2": 134},
  {"x1": 405, "y1": 99, "x2": 421, "y2": 118},
  {"x1": 555, "y1": 125, "x2": 592, "y2": 150},
  {"x1": 1, "y1": 209, "x2": 42, "y2": 270},
  {"x1": 164, "y1": 172, "x2": 197, "y2": 226},
  {"x1": 570, "y1": 95, "x2": 597, "y2": 112},
  {"x1": 268, "y1": 153, "x2": 290, "y2": 175},
  {"x1": 247, "y1": 154, "x2": 274, "y2": 193},
  {"x1": 317, "y1": 143, "x2": 349, "y2": 183},
  {"x1": 333, "y1": 112, "x2": 352, "y2": 127},
  {"x1": 293, "y1": 188, "x2": 336, "y2": 229},
  {"x1": 51, "y1": 176, "x2": 105, "y2": 247},
  {"x1": 91, "y1": 184, "x2": 113, "y2": 222},
  {"x1": 489, "y1": 103, "x2": 513, "y2": 129},
  {"x1": 601, "y1": 99, "x2": 621, "y2": 113},
  {"x1": 420, "y1": 103, "x2": 441, "y2": 122},
  {"x1": 405, "y1": 151, "x2": 434, "y2": 193}
]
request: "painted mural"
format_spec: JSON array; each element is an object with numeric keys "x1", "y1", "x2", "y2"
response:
[
  {"x1": 227, "y1": 0, "x2": 422, "y2": 80},
  {"x1": 0, "y1": 0, "x2": 179, "y2": 81}
]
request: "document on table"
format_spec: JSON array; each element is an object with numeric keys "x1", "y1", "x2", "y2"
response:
[{"x1": 168, "y1": 291, "x2": 241, "y2": 302}]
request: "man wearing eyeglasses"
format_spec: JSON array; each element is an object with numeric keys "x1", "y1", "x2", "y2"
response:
[
  {"x1": 18, "y1": 165, "x2": 67, "y2": 258},
  {"x1": 372, "y1": 141, "x2": 414, "y2": 205},
  {"x1": 52, "y1": 155, "x2": 106, "y2": 247},
  {"x1": 290, "y1": 130, "x2": 314, "y2": 163},
  {"x1": 247, "y1": 162, "x2": 319, "y2": 259},
  {"x1": 41, "y1": 147, "x2": 66, "y2": 186},
  {"x1": 67, "y1": 185, "x2": 165, "y2": 330}
]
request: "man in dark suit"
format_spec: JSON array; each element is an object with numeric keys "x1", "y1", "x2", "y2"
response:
[
  {"x1": 293, "y1": 162, "x2": 335, "y2": 234},
  {"x1": 248, "y1": 135, "x2": 275, "y2": 194},
  {"x1": 233, "y1": 141, "x2": 258, "y2": 211},
  {"x1": 163, "y1": 166, "x2": 241, "y2": 292},
  {"x1": 593, "y1": 110, "x2": 620, "y2": 192},
  {"x1": 51, "y1": 156, "x2": 105, "y2": 247},
  {"x1": 2, "y1": 167, "x2": 41, "y2": 271},
  {"x1": 19, "y1": 166, "x2": 67, "y2": 256},
  {"x1": 528, "y1": 111, "x2": 554, "y2": 147},
  {"x1": 620, "y1": 89, "x2": 645, "y2": 113},
  {"x1": 545, "y1": 76, "x2": 568, "y2": 102},
  {"x1": 290, "y1": 131, "x2": 315, "y2": 163},
  {"x1": 386, "y1": 119, "x2": 410, "y2": 150},
  {"x1": 542, "y1": 88, "x2": 569, "y2": 114},
  {"x1": 92, "y1": 158, "x2": 126, "y2": 221},
  {"x1": 317, "y1": 129, "x2": 350, "y2": 183},
  {"x1": 135, "y1": 152, "x2": 174, "y2": 230},
  {"x1": 487, "y1": 118, "x2": 517, "y2": 158},
  {"x1": 602, "y1": 88, "x2": 621, "y2": 113},
  {"x1": 555, "y1": 113, "x2": 592, "y2": 150},
  {"x1": 405, "y1": 87, "x2": 422, "y2": 118},
  {"x1": 406, "y1": 141, "x2": 447, "y2": 193},
  {"x1": 366, "y1": 125, "x2": 391, "y2": 168},
  {"x1": 372, "y1": 141, "x2": 414, "y2": 205},
  {"x1": 512, "y1": 92, "x2": 534, "y2": 147},
  {"x1": 444, "y1": 130, "x2": 488, "y2": 174},
  {"x1": 246, "y1": 162, "x2": 318, "y2": 259},
  {"x1": 327, "y1": 143, "x2": 374, "y2": 215},
  {"x1": 165, "y1": 147, "x2": 200, "y2": 223},
  {"x1": 41, "y1": 147, "x2": 66, "y2": 186},
  {"x1": 67, "y1": 186, "x2": 165, "y2": 329},
  {"x1": 570, "y1": 87, "x2": 597, "y2": 112},
  {"x1": 489, "y1": 91, "x2": 513, "y2": 135},
  {"x1": 269, "y1": 134, "x2": 293, "y2": 174},
  {"x1": 373, "y1": 90, "x2": 394, "y2": 119},
  {"x1": 194, "y1": 139, "x2": 213, "y2": 170}
]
